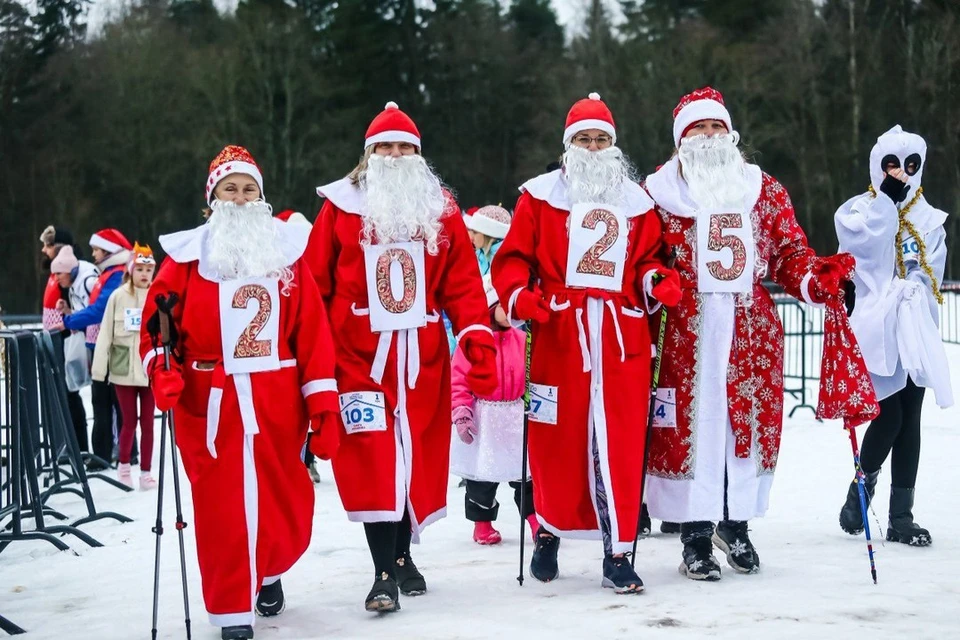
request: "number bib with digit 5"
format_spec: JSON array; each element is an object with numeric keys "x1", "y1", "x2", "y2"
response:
[
  {"x1": 363, "y1": 242, "x2": 427, "y2": 333},
  {"x1": 123, "y1": 308, "x2": 142, "y2": 332},
  {"x1": 565, "y1": 202, "x2": 628, "y2": 292},
  {"x1": 696, "y1": 210, "x2": 755, "y2": 294},
  {"x1": 219, "y1": 277, "x2": 281, "y2": 375},
  {"x1": 339, "y1": 391, "x2": 388, "y2": 434}
]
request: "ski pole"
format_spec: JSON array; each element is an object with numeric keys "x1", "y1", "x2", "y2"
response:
[
  {"x1": 846, "y1": 426, "x2": 878, "y2": 584},
  {"x1": 517, "y1": 285, "x2": 534, "y2": 587}
]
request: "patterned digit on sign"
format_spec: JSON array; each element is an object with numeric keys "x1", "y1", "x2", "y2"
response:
[
  {"x1": 576, "y1": 208, "x2": 620, "y2": 277},
  {"x1": 376, "y1": 248, "x2": 417, "y2": 314},
  {"x1": 706, "y1": 214, "x2": 747, "y2": 281},
  {"x1": 233, "y1": 284, "x2": 273, "y2": 358}
]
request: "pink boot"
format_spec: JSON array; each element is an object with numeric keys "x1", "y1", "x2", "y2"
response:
[
  {"x1": 139, "y1": 472, "x2": 158, "y2": 491},
  {"x1": 473, "y1": 521, "x2": 502, "y2": 545},
  {"x1": 117, "y1": 463, "x2": 134, "y2": 489},
  {"x1": 526, "y1": 514, "x2": 539, "y2": 544}
]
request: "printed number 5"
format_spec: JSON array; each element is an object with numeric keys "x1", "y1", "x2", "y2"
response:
[
  {"x1": 706, "y1": 214, "x2": 747, "y2": 282},
  {"x1": 233, "y1": 284, "x2": 273, "y2": 358}
]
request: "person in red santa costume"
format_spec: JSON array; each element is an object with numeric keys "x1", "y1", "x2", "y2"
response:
[
  {"x1": 140, "y1": 145, "x2": 339, "y2": 640},
  {"x1": 304, "y1": 102, "x2": 498, "y2": 613},
  {"x1": 491, "y1": 93, "x2": 681, "y2": 594},
  {"x1": 642, "y1": 87, "x2": 859, "y2": 581}
]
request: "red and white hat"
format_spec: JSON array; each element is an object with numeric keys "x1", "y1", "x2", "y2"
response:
[
  {"x1": 275, "y1": 209, "x2": 312, "y2": 228},
  {"x1": 672, "y1": 86, "x2": 733, "y2": 147},
  {"x1": 465, "y1": 204, "x2": 511, "y2": 240},
  {"x1": 365, "y1": 102, "x2": 421, "y2": 150},
  {"x1": 205, "y1": 145, "x2": 264, "y2": 206},
  {"x1": 89, "y1": 228, "x2": 132, "y2": 254},
  {"x1": 563, "y1": 92, "x2": 616, "y2": 145}
]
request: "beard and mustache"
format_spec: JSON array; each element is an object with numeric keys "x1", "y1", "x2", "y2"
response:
[
  {"x1": 678, "y1": 132, "x2": 748, "y2": 210},
  {"x1": 562, "y1": 145, "x2": 637, "y2": 206},
  {"x1": 205, "y1": 199, "x2": 294, "y2": 292},
  {"x1": 359, "y1": 154, "x2": 447, "y2": 255}
]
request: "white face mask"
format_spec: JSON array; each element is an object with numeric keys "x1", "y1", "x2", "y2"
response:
[{"x1": 869, "y1": 125, "x2": 926, "y2": 197}]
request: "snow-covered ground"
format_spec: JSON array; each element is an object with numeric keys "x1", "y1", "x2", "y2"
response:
[{"x1": 3, "y1": 351, "x2": 959, "y2": 640}]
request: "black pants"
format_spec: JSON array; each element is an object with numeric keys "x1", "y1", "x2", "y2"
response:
[
  {"x1": 66, "y1": 390, "x2": 89, "y2": 452},
  {"x1": 464, "y1": 479, "x2": 534, "y2": 522},
  {"x1": 90, "y1": 379, "x2": 122, "y2": 462},
  {"x1": 363, "y1": 509, "x2": 413, "y2": 578},
  {"x1": 860, "y1": 378, "x2": 925, "y2": 488}
]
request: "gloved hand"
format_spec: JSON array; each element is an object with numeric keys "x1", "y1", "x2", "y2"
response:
[
  {"x1": 813, "y1": 253, "x2": 856, "y2": 304},
  {"x1": 513, "y1": 288, "x2": 550, "y2": 323},
  {"x1": 454, "y1": 414, "x2": 478, "y2": 444},
  {"x1": 463, "y1": 332, "x2": 499, "y2": 396},
  {"x1": 879, "y1": 172, "x2": 910, "y2": 204},
  {"x1": 843, "y1": 280, "x2": 856, "y2": 317},
  {"x1": 151, "y1": 367, "x2": 184, "y2": 412},
  {"x1": 650, "y1": 268, "x2": 682, "y2": 307},
  {"x1": 308, "y1": 412, "x2": 341, "y2": 461}
]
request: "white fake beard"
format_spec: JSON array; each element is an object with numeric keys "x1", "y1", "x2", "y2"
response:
[
  {"x1": 206, "y1": 200, "x2": 294, "y2": 291},
  {"x1": 678, "y1": 133, "x2": 748, "y2": 210},
  {"x1": 360, "y1": 154, "x2": 447, "y2": 255},
  {"x1": 562, "y1": 145, "x2": 635, "y2": 206}
]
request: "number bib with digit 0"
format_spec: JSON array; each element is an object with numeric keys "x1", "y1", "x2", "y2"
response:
[
  {"x1": 363, "y1": 242, "x2": 427, "y2": 333},
  {"x1": 219, "y1": 277, "x2": 281, "y2": 374},
  {"x1": 565, "y1": 202, "x2": 628, "y2": 292},
  {"x1": 696, "y1": 209, "x2": 756, "y2": 294}
]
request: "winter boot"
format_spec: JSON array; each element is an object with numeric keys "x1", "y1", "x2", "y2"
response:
[
  {"x1": 530, "y1": 527, "x2": 560, "y2": 582},
  {"x1": 473, "y1": 521, "x2": 502, "y2": 545},
  {"x1": 221, "y1": 625, "x2": 254, "y2": 640},
  {"x1": 116, "y1": 463, "x2": 134, "y2": 489},
  {"x1": 365, "y1": 572, "x2": 401, "y2": 613},
  {"x1": 713, "y1": 520, "x2": 761, "y2": 574},
  {"x1": 886, "y1": 487, "x2": 932, "y2": 547},
  {"x1": 601, "y1": 554, "x2": 644, "y2": 594},
  {"x1": 307, "y1": 460, "x2": 322, "y2": 484},
  {"x1": 526, "y1": 514, "x2": 539, "y2": 544},
  {"x1": 255, "y1": 578, "x2": 285, "y2": 617},
  {"x1": 638, "y1": 503, "x2": 651, "y2": 537},
  {"x1": 660, "y1": 521, "x2": 681, "y2": 535},
  {"x1": 679, "y1": 535, "x2": 722, "y2": 581},
  {"x1": 395, "y1": 552, "x2": 427, "y2": 596},
  {"x1": 839, "y1": 470, "x2": 879, "y2": 535},
  {"x1": 139, "y1": 472, "x2": 158, "y2": 491}
]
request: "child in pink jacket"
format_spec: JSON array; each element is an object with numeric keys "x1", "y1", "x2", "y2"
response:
[{"x1": 451, "y1": 274, "x2": 537, "y2": 545}]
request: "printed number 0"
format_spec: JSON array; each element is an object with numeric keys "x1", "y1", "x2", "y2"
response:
[
  {"x1": 576, "y1": 209, "x2": 620, "y2": 277},
  {"x1": 706, "y1": 214, "x2": 747, "y2": 282},
  {"x1": 233, "y1": 284, "x2": 273, "y2": 359},
  {"x1": 376, "y1": 248, "x2": 418, "y2": 314}
]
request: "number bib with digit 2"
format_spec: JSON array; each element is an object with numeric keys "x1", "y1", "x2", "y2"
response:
[
  {"x1": 363, "y1": 242, "x2": 427, "y2": 333},
  {"x1": 339, "y1": 391, "x2": 388, "y2": 434},
  {"x1": 565, "y1": 202, "x2": 628, "y2": 292},
  {"x1": 218, "y1": 277, "x2": 281, "y2": 374},
  {"x1": 696, "y1": 209, "x2": 756, "y2": 294}
]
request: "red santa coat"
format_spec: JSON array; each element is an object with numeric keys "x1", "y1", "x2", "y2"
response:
[
  {"x1": 304, "y1": 177, "x2": 491, "y2": 540},
  {"x1": 139, "y1": 220, "x2": 337, "y2": 628},
  {"x1": 642, "y1": 157, "x2": 828, "y2": 522},
  {"x1": 491, "y1": 170, "x2": 665, "y2": 553}
]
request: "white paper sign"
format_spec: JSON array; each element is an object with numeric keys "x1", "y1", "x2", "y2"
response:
[
  {"x1": 901, "y1": 234, "x2": 920, "y2": 265},
  {"x1": 363, "y1": 242, "x2": 427, "y2": 333},
  {"x1": 528, "y1": 383, "x2": 559, "y2": 425},
  {"x1": 123, "y1": 308, "x2": 142, "y2": 332},
  {"x1": 651, "y1": 388, "x2": 677, "y2": 428},
  {"x1": 696, "y1": 210, "x2": 755, "y2": 294},
  {"x1": 565, "y1": 202, "x2": 628, "y2": 292},
  {"x1": 339, "y1": 391, "x2": 388, "y2": 434},
  {"x1": 218, "y1": 277, "x2": 281, "y2": 375}
]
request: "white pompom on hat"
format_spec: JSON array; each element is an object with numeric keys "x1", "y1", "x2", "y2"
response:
[
  {"x1": 364, "y1": 101, "x2": 422, "y2": 150},
  {"x1": 563, "y1": 92, "x2": 617, "y2": 145}
]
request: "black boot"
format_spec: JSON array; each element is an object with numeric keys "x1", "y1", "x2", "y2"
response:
[
  {"x1": 713, "y1": 520, "x2": 760, "y2": 574},
  {"x1": 365, "y1": 571, "x2": 401, "y2": 612},
  {"x1": 679, "y1": 535, "x2": 721, "y2": 581},
  {"x1": 638, "y1": 503, "x2": 651, "y2": 537},
  {"x1": 530, "y1": 527, "x2": 561, "y2": 582},
  {"x1": 601, "y1": 554, "x2": 644, "y2": 594},
  {"x1": 255, "y1": 578, "x2": 285, "y2": 617},
  {"x1": 395, "y1": 552, "x2": 427, "y2": 596},
  {"x1": 221, "y1": 625, "x2": 254, "y2": 640},
  {"x1": 839, "y1": 470, "x2": 879, "y2": 535},
  {"x1": 886, "y1": 486, "x2": 932, "y2": 547},
  {"x1": 660, "y1": 521, "x2": 681, "y2": 535}
]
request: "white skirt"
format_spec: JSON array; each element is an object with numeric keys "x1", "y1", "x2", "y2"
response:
[{"x1": 450, "y1": 399, "x2": 526, "y2": 483}]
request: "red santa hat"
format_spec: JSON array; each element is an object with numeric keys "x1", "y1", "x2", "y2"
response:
[
  {"x1": 672, "y1": 86, "x2": 733, "y2": 148},
  {"x1": 275, "y1": 209, "x2": 312, "y2": 228},
  {"x1": 465, "y1": 204, "x2": 511, "y2": 240},
  {"x1": 563, "y1": 92, "x2": 616, "y2": 145},
  {"x1": 89, "y1": 228, "x2": 132, "y2": 254},
  {"x1": 365, "y1": 101, "x2": 421, "y2": 150},
  {"x1": 205, "y1": 145, "x2": 264, "y2": 206}
]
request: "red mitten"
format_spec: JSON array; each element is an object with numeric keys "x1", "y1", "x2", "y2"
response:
[
  {"x1": 308, "y1": 412, "x2": 341, "y2": 461},
  {"x1": 813, "y1": 253, "x2": 856, "y2": 303},
  {"x1": 151, "y1": 368, "x2": 184, "y2": 412},
  {"x1": 514, "y1": 288, "x2": 550, "y2": 323},
  {"x1": 650, "y1": 268, "x2": 682, "y2": 307},
  {"x1": 463, "y1": 332, "x2": 499, "y2": 396}
]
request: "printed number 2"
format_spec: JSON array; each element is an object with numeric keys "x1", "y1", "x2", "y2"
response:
[
  {"x1": 576, "y1": 209, "x2": 620, "y2": 277},
  {"x1": 233, "y1": 284, "x2": 273, "y2": 359},
  {"x1": 344, "y1": 408, "x2": 375, "y2": 425},
  {"x1": 706, "y1": 214, "x2": 747, "y2": 282}
]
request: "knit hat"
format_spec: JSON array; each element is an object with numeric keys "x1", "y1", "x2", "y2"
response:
[
  {"x1": 563, "y1": 92, "x2": 616, "y2": 145},
  {"x1": 275, "y1": 209, "x2": 312, "y2": 228},
  {"x1": 39, "y1": 226, "x2": 75, "y2": 246},
  {"x1": 672, "y1": 86, "x2": 733, "y2": 147},
  {"x1": 50, "y1": 245, "x2": 79, "y2": 274},
  {"x1": 205, "y1": 145, "x2": 264, "y2": 206},
  {"x1": 365, "y1": 102, "x2": 421, "y2": 150},
  {"x1": 128, "y1": 242, "x2": 156, "y2": 273},
  {"x1": 465, "y1": 205, "x2": 511, "y2": 240},
  {"x1": 90, "y1": 228, "x2": 133, "y2": 254}
]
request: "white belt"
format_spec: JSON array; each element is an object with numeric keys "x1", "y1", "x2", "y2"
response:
[
  {"x1": 351, "y1": 303, "x2": 439, "y2": 389},
  {"x1": 567, "y1": 297, "x2": 625, "y2": 373}
]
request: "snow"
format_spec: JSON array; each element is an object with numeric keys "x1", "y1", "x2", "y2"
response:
[{"x1": 3, "y1": 352, "x2": 960, "y2": 640}]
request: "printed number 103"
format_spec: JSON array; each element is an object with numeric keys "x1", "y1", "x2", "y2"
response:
[{"x1": 344, "y1": 408, "x2": 376, "y2": 425}]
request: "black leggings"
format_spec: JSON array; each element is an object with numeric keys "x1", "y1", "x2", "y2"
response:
[
  {"x1": 363, "y1": 509, "x2": 413, "y2": 578},
  {"x1": 859, "y1": 378, "x2": 925, "y2": 488}
]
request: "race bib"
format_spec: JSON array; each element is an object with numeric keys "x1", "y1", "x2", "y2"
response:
[
  {"x1": 339, "y1": 391, "x2": 388, "y2": 434},
  {"x1": 651, "y1": 388, "x2": 677, "y2": 428},
  {"x1": 528, "y1": 383, "x2": 558, "y2": 425},
  {"x1": 123, "y1": 308, "x2": 142, "y2": 332},
  {"x1": 696, "y1": 210, "x2": 755, "y2": 294},
  {"x1": 565, "y1": 202, "x2": 628, "y2": 292},
  {"x1": 901, "y1": 235, "x2": 920, "y2": 264},
  {"x1": 363, "y1": 242, "x2": 427, "y2": 333},
  {"x1": 219, "y1": 277, "x2": 281, "y2": 375}
]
